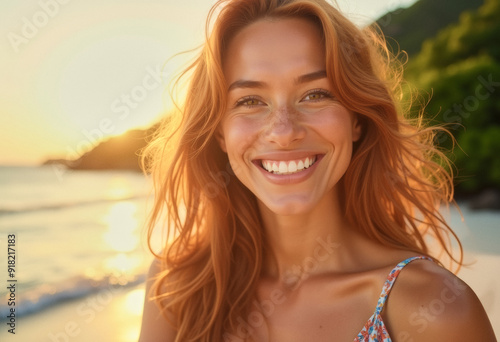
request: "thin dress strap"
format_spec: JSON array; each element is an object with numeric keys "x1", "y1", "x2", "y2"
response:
[{"x1": 354, "y1": 256, "x2": 433, "y2": 342}]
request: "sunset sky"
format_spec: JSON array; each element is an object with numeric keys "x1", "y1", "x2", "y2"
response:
[{"x1": 0, "y1": 0, "x2": 418, "y2": 165}]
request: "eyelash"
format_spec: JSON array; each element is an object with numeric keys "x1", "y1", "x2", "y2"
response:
[
  {"x1": 234, "y1": 96, "x2": 262, "y2": 108},
  {"x1": 233, "y1": 88, "x2": 333, "y2": 108},
  {"x1": 301, "y1": 88, "x2": 333, "y2": 102}
]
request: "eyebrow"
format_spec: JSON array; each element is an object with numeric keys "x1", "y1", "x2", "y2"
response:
[
  {"x1": 227, "y1": 70, "x2": 327, "y2": 92},
  {"x1": 296, "y1": 70, "x2": 327, "y2": 84}
]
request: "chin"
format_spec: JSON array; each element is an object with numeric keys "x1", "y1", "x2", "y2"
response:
[{"x1": 259, "y1": 196, "x2": 318, "y2": 217}]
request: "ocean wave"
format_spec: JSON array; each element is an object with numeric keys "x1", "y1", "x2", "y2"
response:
[
  {"x1": 0, "y1": 195, "x2": 149, "y2": 216},
  {"x1": 0, "y1": 272, "x2": 146, "y2": 318}
]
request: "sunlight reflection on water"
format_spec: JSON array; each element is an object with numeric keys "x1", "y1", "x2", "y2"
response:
[
  {"x1": 105, "y1": 176, "x2": 137, "y2": 200},
  {"x1": 102, "y1": 201, "x2": 140, "y2": 253}
]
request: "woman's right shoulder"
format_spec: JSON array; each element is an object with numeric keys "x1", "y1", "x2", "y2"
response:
[{"x1": 138, "y1": 258, "x2": 177, "y2": 342}]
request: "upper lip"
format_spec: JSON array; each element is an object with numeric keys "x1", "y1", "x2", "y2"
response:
[{"x1": 252, "y1": 151, "x2": 322, "y2": 162}]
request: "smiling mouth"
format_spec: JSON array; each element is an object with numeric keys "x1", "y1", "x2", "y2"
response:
[{"x1": 261, "y1": 156, "x2": 317, "y2": 175}]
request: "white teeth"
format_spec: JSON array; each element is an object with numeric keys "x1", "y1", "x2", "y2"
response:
[
  {"x1": 279, "y1": 161, "x2": 287, "y2": 173},
  {"x1": 261, "y1": 156, "x2": 317, "y2": 175}
]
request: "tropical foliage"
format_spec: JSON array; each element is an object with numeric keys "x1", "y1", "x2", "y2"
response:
[{"x1": 401, "y1": 0, "x2": 500, "y2": 193}]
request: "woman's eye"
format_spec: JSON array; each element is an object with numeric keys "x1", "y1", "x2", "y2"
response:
[
  {"x1": 302, "y1": 89, "x2": 332, "y2": 102},
  {"x1": 235, "y1": 97, "x2": 263, "y2": 107},
  {"x1": 243, "y1": 99, "x2": 260, "y2": 106}
]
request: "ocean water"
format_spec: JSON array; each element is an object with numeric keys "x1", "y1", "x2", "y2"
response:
[{"x1": 0, "y1": 165, "x2": 156, "y2": 319}]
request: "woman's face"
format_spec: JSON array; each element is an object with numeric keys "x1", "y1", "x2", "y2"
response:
[{"x1": 218, "y1": 17, "x2": 361, "y2": 215}]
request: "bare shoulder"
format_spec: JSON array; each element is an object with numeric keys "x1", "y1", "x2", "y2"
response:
[
  {"x1": 138, "y1": 258, "x2": 177, "y2": 342},
  {"x1": 384, "y1": 259, "x2": 497, "y2": 342}
]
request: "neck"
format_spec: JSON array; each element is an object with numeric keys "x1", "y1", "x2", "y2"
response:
[{"x1": 258, "y1": 190, "x2": 354, "y2": 286}]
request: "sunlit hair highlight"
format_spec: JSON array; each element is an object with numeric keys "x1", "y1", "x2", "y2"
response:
[{"x1": 142, "y1": 0, "x2": 462, "y2": 340}]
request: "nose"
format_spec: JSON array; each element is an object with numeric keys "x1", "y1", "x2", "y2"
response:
[{"x1": 264, "y1": 106, "x2": 305, "y2": 147}]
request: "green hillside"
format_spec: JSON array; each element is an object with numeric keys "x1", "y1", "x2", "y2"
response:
[
  {"x1": 376, "y1": 0, "x2": 484, "y2": 56},
  {"x1": 404, "y1": 0, "x2": 500, "y2": 193}
]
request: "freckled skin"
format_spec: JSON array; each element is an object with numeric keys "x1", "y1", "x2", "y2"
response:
[{"x1": 218, "y1": 18, "x2": 362, "y2": 216}]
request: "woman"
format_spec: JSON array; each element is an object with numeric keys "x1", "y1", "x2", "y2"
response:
[{"x1": 139, "y1": 0, "x2": 496, "y2": 341}]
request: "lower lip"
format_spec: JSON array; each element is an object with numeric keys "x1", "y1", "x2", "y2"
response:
[{"x1": 255, "y1": 155, "x2": 323, "y2": 185}]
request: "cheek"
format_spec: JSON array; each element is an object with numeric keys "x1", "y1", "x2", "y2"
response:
[
  {"x1": 223, "y1": 118, "x2": 262, "y2": 182},
  {"x1": 222, "y1": 116, "x2": 262, "y2": 162},
  {"x1": 307, "y1": 106, "x2": 355, "y2": 141}
]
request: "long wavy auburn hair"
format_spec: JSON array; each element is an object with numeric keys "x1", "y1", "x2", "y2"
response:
[{"x1": 142, "y1": 0, "x2": 462, "y2": 340}]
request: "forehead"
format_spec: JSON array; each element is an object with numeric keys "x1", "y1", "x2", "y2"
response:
[{"x1": 223, "y1": 18, "x2": 326, "y2": 82}]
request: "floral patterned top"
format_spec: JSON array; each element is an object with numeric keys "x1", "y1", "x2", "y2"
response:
[{"x1": 354, "y1": 256, "x2": 433, "y2": 342}]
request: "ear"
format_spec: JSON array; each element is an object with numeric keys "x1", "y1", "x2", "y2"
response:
[
  {"x1": 351, "y1": 114, "x2": 362, "y2": 142},
  {"x1": 215, "y1": 126, "x2": 227, "y2": 153}
]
